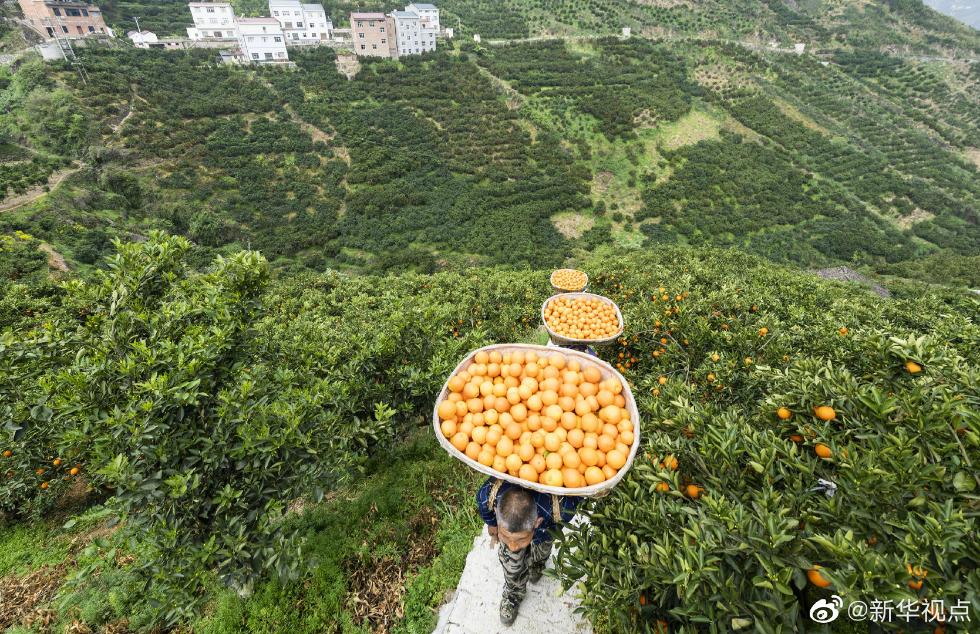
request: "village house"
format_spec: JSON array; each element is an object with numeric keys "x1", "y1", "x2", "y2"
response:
[
  {"x1": 236, "y1": 17, "x2": 289, "y2": 63},
  {"x1": 350, "y1": 11, "x2": 395, "y2": 58},
  {"x1": 17, "y1": 0, "x2": 110, "y2": 39},
  {"x1": 186, "y1": 1, "x2": 237, "y2": 40},
  {"x1": 269, "y1": 0, "x2": 332, "y2": 44},
  {"x1": 350, "y1": 3, "x2": 439, "y2": 59}
]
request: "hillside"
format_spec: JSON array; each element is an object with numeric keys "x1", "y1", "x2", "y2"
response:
[
  {"x1": 1, "y1": 236, "x2": 978, "y2": 632},
  {"x1": 3, "y1": 26, "x2": 979, "y2": 286}
]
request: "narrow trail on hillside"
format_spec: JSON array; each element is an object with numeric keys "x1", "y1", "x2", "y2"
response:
[
  {"x1": 435, "y1": 522, "x2": 592, "y2": 634},
  {"x1": 0, "y1": 165, "x2": 81, "y2": 213}
]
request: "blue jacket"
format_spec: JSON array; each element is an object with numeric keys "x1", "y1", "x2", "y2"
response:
[{"x1": 476, "y1": 477, "x2": 583, "y2": 544}]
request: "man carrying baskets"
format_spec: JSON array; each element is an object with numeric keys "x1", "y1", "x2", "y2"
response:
[{"x1": 476, "y1": 477, "x2": 583, "y2": 626}]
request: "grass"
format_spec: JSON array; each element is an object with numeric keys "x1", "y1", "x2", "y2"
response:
[{"x1": 0, "y1": 432, "x2": 484, "y2": 633}]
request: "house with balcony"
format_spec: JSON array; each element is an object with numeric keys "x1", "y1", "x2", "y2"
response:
[
  {"x1": 269, "y1": 0, "x2": 332, "y2": 44},
  {"x1": 236, "y1": 17, "x2": 289, "y2": 63},
  {"x1": 186, "y1": 1, "x2": 238, "y2": 40}
]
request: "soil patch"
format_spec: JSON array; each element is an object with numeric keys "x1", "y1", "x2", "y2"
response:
[
  {"x1": 345, "y1": 508, "x2": 439, "y2": 633},
  {"x1": 0, "y1": 564, "x2": 68, "y2": 630}
]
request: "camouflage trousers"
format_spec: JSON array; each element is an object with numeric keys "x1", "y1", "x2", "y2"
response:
[{"x1": 498, "y1": 540, "x2": 553, "y2": 602}]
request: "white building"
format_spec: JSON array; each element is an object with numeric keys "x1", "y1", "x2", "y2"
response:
[
  {"x1": 407, "y1": 3, "x2": 439, "y2": 32},
  {"x1": 128, "y1": 29, "x2": 159, "y2": 48},
  {"x1": 236, "y1": 17, "x2": 289, "y2": 63},
  {"x1": 268, "y1": 0, "x2": 332, "y2": 44},
  {"x1": 187, "y1": 1, "x2": 237, "y2": 40},
  {"x1": 389, "y1": 4, "x2": 437, "y2": 57}
]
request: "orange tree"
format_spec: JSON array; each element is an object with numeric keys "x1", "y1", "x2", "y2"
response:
[
  {"x1": 554, "y1": 248, "x2": 979, "y2": 633},
  {"x1": 1, "y1": 232, "x2": 544, "y2": 627}
]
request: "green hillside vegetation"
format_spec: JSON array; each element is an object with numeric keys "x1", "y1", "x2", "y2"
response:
[
  {"x1": 2, "y1": 30, "x2": 978, "y2": 285},
  {"x1": 1, "y1": 236, "x2": 977, "y2": 632}
]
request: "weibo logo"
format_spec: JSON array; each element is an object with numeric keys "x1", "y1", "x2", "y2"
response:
[{"x1": 809, "y1": 595, "x2": 843, "y2": 623}]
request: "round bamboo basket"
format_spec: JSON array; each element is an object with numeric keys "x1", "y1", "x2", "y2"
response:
[
  {"x1": 550, "y1": 268, "x2": 589, "y2": 293},
  {"x1": 432, "y1": 343, "x2": 640, "y2": 497},
  {"x1": 541, "y1": 292, "x2": 625, "y2": 347}
]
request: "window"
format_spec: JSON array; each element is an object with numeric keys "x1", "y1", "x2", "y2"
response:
[
  {"x1": 360, "y1": 44, "x2": 365, "y2": 49},
  {"x1": 52, "y1": 7, "x2": 61, "y2": 15},
  {"x1": 82, "y1": 9, "x2": 88, "y2": 16},
  {"x1": 285, "y1": 21, "x2": 292, "y2": 28},
  {"x1": 265, "y1": 52, "x2": 273, "y2": 59},
  {"x1": 277, "y1": 51, "x2": 285, "y2": 57},
  {"x1": 356, "y1": 21, "x2": 362, "y2": 27},
  {"x1": 62, "y1": 25, "x2": 69, "y2": 33},
  {"x1": 46, "y1": 26, "x2": 54, "y2": 36},
  {"x1": 358, "y1": 32, "x2": 364, "y2": 38},
  {"x1": 372, "y1": 43, "x2": 377, "y2": 49},
  {"x1": 76, "y1": 25, "x2": 84, "y2": 34},
  {"x1": 88, "y1": 25, "x2": 94, "y2": 32},
  {"x1": 273, "y1": 10, "x2": 278, "y2": 15},
  {"x1": 274, "y1": 36, "x2": 282, "y2": 42},
  {"x1": 207, "y1": 6, "x2": 215, "y2": 12},
  {"x1": 368, "y1": 21, "x2": 374, "y2": 26},
  {"x1": 292, "y1": 32, "x2": 298, "y2": 39},
  {"x1": 67, "y1": 8, "x2": 81, "y2": 16},
  {"x1": 296, "y1": 22, "x2": 303, "y2": 27},
  {"x1": 379, "y1": 26, "x2": 385, "y2": 32},
  {"x1": 381, "y1": 38, "x2": 385, "y2": 43},
  {"x1": 252, "y1": 53, "x2": 259, "y2": 59}
]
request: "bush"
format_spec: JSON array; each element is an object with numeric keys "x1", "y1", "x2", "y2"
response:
[{"x1": 554, "y1": 249, "x2": 980, "y2": 633}]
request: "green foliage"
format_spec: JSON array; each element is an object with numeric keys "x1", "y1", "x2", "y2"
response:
[{"x1": 553, "y1": 249, "x2": 980, "y2": 633}]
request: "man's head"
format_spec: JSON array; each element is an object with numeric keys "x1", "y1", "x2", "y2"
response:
[{"x1": 496, "y1": 488, "x2": 543, "y2": 551}]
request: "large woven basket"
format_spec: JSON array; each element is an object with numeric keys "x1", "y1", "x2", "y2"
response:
[
  {"x1": 550, "y1": 269, "x2": 589, "y2": 293},
  {"x1": 542, "y1": 292, "x2": 625, "y2": 347},
  {"x1": 432, "y1": 343, "x2": 640, "y2": 497}
]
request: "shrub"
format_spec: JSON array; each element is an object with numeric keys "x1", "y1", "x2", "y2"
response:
[{"x1": 554, "y1": 249, "x2": 980, "y2": 633}]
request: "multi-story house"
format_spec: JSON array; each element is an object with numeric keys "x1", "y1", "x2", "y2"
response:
[
  {"x1": 350, "y1": 11, "x2": 394, "y2": 58},
  {"x1": 186, "y1": 1, "x2": 237, "y2": 40},
  {"x1": 269, "y1": 0, "x2": 332, "y2": 44},
  {"x1": 236, "y1": 17, "x2": 289, "y2": 63},
  {"x1": 390, "y1": 10, "x2": 420, "y2": 57},
  {"x1": 18, "y1": 0, "x2": 110, "y2": 39},
  {"x1": 390, "y1": 3, "x2": 437, "y2": 57},
  {"x1": 407, "y1": 3, "x2": 439, "y2": 33}
]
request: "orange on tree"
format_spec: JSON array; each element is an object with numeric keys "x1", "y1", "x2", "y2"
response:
[
  {"x1": 813, "y1": 406, "x2": 836, "y2": 421},
  {"x1": 758, "y1": 327, "x2": 768, "y2": 337},
  {"x1": 655, "y1": 482, "x2": 670, "y2": 493},
  {"x1": 814, "y1": 443, "x2": 833, "y2": 459},
  {"x1": 908, "y1": 579, "x2": 924, "y2": 591},
  {"x1": 807, "y1": 566, "x2": 832, "y2": 588},
  {"x1": 661, "y1": 454, "x2": 678, "y2": 470},
  {"x1": 685, "y1": 484, "x2": 702, "y2": 499},
  {"x1": 2, "y1": 450, "x2": 11, "y2": 458},
  {"x1": 40, "y1": 481, "x2": 49, "y2": 490},
  {"x1": 776, "y1": 407, "x2": 792, "y2": 420},
  {"x1": 838, "y1": 327, "x2": 848, "y2": 336},
  {"x1": 905, "y1": 360, "x2": 923, "y2": 374}
]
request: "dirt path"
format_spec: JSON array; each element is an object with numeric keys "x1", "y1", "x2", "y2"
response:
[
  {"x1": 38, "y1": 242, "x2": 69, "y2": 272},
  {"x1": 0, "y1": 165, "x2": 81, "y2": 213}
]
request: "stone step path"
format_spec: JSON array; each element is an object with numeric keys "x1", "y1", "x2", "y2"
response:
[{"x1": 433, "y1": 524, "x2": 593, "y2": 634}]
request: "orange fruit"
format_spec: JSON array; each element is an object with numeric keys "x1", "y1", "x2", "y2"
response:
[
  {"x1": 69, "y1": 467, "x2": 80, "y2": 476},
  {"x1": 466, "y1": 442, "x2": 481, "y2": 460},
  {"x1": 438, "y1": 401, "x2": 456, "y2": 421},
  {"x1": 530, "y1": 454, "x2": 546, "y2": 474},
  {"x1": 905, "y1": 361, "x2": 922, "y2": 374},
  {"x1": 478, "y1": 451, "x2": 494, "y2": 467},
  {"x1": 562, "y1": 468, "x2": 584, "y2": 488},
  {"x1": 451, "y1": 432, "x2": 469, "y2": 452},
  {"x1": 505, "y1": 454, "x2": 522, "y2": 473},
  {"x1": 492, "y1": 455, "x2": 506, "y2": 472},
  {"x1": 661, "y1": 455, "x2": 678, "y2": 470},
  {"x1": 601, "y1": 465, "x2": 616, "y2": 480},
  {"x1": 579, "y1": 447, "x2": 599, "y2": 467},
  {"x1": 517, "y1": 443, "x2": 535, "y2": 462},
  {"x1": 789, "y1": 434, "x2": 804, "y2": 444},
  {"x1": 685, "y1": 484, "x2": 702, "y2": 499},
  {"x1": 908, "y1": 579, "x2": 924, "y2": 591},
  {"x1": 807, "y1": 566, "x2": 831, "y2": 588},
  {"x1": 545, "y1": 452, "x2": 564, "y2": 471},
  {"x1": 814, "y1": 443, "x2": 832, "y2": 459},
  {"x1": 496, "y1": 437, "x2": 514, "y2": 458},
  {"x1": 52, "y1": 458, "x2": 61, "y2": 467},
  {"x1": 40, "y1": 482, "x2": 49, "y2": 490},
  {"x1": 655, "y1": 482, "x2": 670, "y2": 493},
  {"x1": 584, "y1": 466, "x2": 605, "y2": 485},
  {"x1": 471, "y1": 426, "x2": 488, "y2": 445},
  {"x1": 542, "y1": 469, "x2": 563, "y2": 487},
  {"x1": 518, "y1": 464, "x2": 538, "y2": 483},
  {"x1": 562, "y1": 450, "x2": 581, "y2": 470},
  {"x1": 813, "y1": 406, "x2": 836, "y2": 421},
  {"x1": 776, "y1": 407, "x2": 792, "y2": 420},
  {"x1": 606, "y1": 450, "x2": 626, "y2": 470}
]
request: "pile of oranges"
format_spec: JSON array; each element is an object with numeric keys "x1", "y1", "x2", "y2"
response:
[
  {"x1": 436, "y1": 348, "x2": 635, "y2": 489},
  {"x1": 544, "y1": 296, "x2": 620, "y2": 341},
  {"x1": 550, "y1": 269, "x2": 588, "y2": 292}
]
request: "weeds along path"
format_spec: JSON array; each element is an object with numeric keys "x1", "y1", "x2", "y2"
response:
[
  {"x1": 0, "y1": 165, "x2": 82, "y2": 213},
  {"x1": 435, "y1": 521, "x2": 592, "y2": 634}
]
